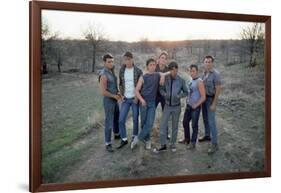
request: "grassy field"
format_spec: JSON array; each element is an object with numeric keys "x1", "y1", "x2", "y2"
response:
[
  {"x1": 41, "y1": 61, "x2": 265, "y2": 184},
  {"x1": 41, "y1": 73, "x2": 103, "y2": 183}
]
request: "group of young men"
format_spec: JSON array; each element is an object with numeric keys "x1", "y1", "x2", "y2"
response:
[{"x1": 98, "y1": 51, "x2": 221, "y2": 154}]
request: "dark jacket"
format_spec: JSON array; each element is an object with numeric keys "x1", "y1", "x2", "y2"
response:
[
  {"x1": 160, "y1": 75, "x2": 188, "y2": 106},
  {"x1": 119, "y1": 65, "x2": 143, "y2": 96}
]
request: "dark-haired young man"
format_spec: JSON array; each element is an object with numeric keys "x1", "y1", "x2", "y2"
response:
[
  {"x1": 131, "y1": 58, "x2": 171, "y2": 150},
  {"x1": 182, "y1": 64, "x2": 206, "y2": 150},
  {"x1": 155, "y1": 51, "x2": 171, "y2": 140},
  {"x1": 98, "y1": 53, "x2": 121, "y2": 152},
  {"x1": 154, "y1": 61, "x2": 188, "y2": 153},
  {"x1": 198, "y1": 55, "x2": 222, "y2": 154},
  {"x1": 117, "y1": 52, "x2": 143, "y2": 149}
]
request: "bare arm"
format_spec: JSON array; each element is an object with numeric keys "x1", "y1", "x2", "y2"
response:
[
  {"x1": 135, "y1": 76, "x2": 146, "y2": 106},
  {"x1": 99, "y1": 75, "x2": 120, "y2": 101},
  {"x1": 159, "y1": 71, "x2": 171, "y2": 77},
  {"x1": 192, "y1": 80, "x2": 206, "y2": 109},
  {"x1": 159, "y1": 71, "x2": 171, "y2": 85},
  {"x1": 210, "y1": 85, "x2": 221, "y2": 111}
]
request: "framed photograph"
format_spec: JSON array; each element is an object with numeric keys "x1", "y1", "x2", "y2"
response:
[{"x1": 30, "y1": 0, "x2": 271, "y2": 192}]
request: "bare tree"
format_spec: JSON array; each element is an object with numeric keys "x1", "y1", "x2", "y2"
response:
[
  {"x1": 83, "y1": 23, "x2": 106, "y2": 72},
  {"x1": 241, "y1": 23, "x2": 265, "y2": 67},
  {"x1": 47, "y1": 37, "x2": 65, "y2": 72},
  {"x1": 41, "y1": 18, "x2": 62, "y2": 73},
  {"x1": 41, "y1": 18, "x2": 51, "y2": 74}
]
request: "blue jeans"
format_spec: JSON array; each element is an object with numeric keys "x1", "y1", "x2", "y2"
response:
[
  {"x1": 119, "y1": 98, "x2": 139, "y2": 139},
  {"x1": 103, "y1": 98, "x2": 120, "y2": 144},
  {"x1": 182, "y1": 104, "x2": 201, "y2": 144},
  {"x1": 202, "y1": 97, "x2": 218, "y2": 145},
  {"x1": 138, "y1": 101, "x2": 156, "y2": 142},
  {"x1": 156, "y1": 94, "x2": 169, "y2": 137}
]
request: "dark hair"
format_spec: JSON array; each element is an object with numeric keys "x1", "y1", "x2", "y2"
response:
[
  {"x1": 159, "y1": 51, "x2": 168, "y2": 59},
  {"x1": 123, "y1": 51, "x2": 133, "y2": 58},
  {"x1": 204, "y1": 55, "x2": 215, "y2": 62},
  {"x1": 190, "y1": 64, "x2": 198, "y2": 71},
  {"x1": 146, "y1": 58, "x2": 156, "y2": 66},
  {"x1": 103, "y1": 53, "x2": 113, "y2": 62},
  {"x1": 168, "y1": 61, "x2": 178, "y2": 70}
]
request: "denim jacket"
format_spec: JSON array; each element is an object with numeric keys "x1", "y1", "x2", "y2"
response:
[
  {"x1": 98, "y1": 67, "x2": 118, "y2": 103},
  {"x1": 160, "y1": 75, "x2": 188, "y2": 106}
]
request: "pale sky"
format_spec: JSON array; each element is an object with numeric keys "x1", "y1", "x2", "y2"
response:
[{"x1": 42, "y1": 9, "x2": 264, "y2": 42}]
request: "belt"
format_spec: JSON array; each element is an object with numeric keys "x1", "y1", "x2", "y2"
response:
[
  {"x1": 124, "y1": 97, "x2": 135, "y2": 100},
  {"x1": 165, "y1": 103, "x2": 181, "y2": 107}
]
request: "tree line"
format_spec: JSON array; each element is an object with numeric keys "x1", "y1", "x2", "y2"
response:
[{"x1": 41, "y1": 21, "x2": 264, "y2": 74}]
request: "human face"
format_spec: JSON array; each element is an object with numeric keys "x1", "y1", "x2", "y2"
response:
[
  {"x1": 170, "y1": 67, "x2": 178, "y2": 78},
  {"x1": 147, "y1": 61, "x2": 156, "y2": 73},
  {"x1": 104, "y1": 58, "x2": 114, "y2": 70},
  {"x1": 158, "y1": 54, "x2": 168, "y2": 66},
  {"x1": 190, "y1": 67, "x2": 198, "y2": 79},
  {"x1": 123, "y1": 56, "x2": 133, "y2": 68},
  {"x1": 203, "y1": 58, "x2": 213, "y2": 72}
]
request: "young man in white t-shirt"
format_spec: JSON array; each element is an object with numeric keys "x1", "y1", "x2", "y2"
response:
[{"x1": 117, "y1": 52, "x2": 143, "y2": 149}]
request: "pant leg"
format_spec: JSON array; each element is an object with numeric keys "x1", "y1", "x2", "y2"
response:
[
  {"x1": 118, "y1": 99, "x2": 131, "y2": 139},
  {"x1": 191, "y1": 106, "x2": 201, "y2": 144},
  {"x1": 131, "y1": 100, "x2": 139, "y2": 137},
  {"x1": 202, "y1": 99, "x2": 210, "y2": 137},
  {"x1": 159, "y1": 106, "x2": 171, "y2": 145},
  {"x1": 160, "y1": 96, "x2": 169, "y2": 138},
  {"x1": 208, "y1": 108, "x2": 218, "y2": 145},
  {"x1": 138, "y1": 104, "x2": 148, "y2": 141},
  {"x1": 171, "y1": 105, "x2": 181, "y2": 145},
  {"x1": 113, "y1": 102, "x2": 120, "y2": 135},
  {"x1": 103, "y1": 100, "x2": 115, "y2": 144},
  {"x1": 182, "y1": 105, "x2": 192, "y2": 141},
  {"x1": 155, "y1": 95, "x2": 160, "y2": 108},
  {"x1": 143, "y1": 101, "x2": 156, "y2": 141}
]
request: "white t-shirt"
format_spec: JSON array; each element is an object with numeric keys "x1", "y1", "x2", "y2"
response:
[{"x1": 124, "y1": 67, "x2": 135, "y2": 98}]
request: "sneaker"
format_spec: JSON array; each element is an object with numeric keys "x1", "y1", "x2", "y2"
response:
[
  {"x1": 153, "y1": 145, "x2": 167, "y2": 153},
  {"x1": 208, "y1": 144, "x2": 218, "y2": 154},
  {"x1": 130, "y1": 136, "x2": 139, "y2": 150},
  {"x1": 105, "y1": 144, "x2": 114, "y2": 152},
  {"x1": 198, "y1": 136, "x2": 211, "y2": 142},
  {"x1": 131, "y1": 135, "x2": 136, "y2": 141},
  {"x1": 178, "y1": 139, "x2": 190, "y2": 145},
  {"x1": 114, "y1": 134, "x2": 121, "y2": 140},
  {"x1": 116, "y1": 140, "x2": 128, "y2": 149},
  {"x1": 186, "y1": 143, "x2": 196, "y2": 150},
  {"x1": 145, "y1": 140, "x2": 151, "y2": 150},
  {"x1": 170, "y1": 144, "x2": 177, "y2": 152}
]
